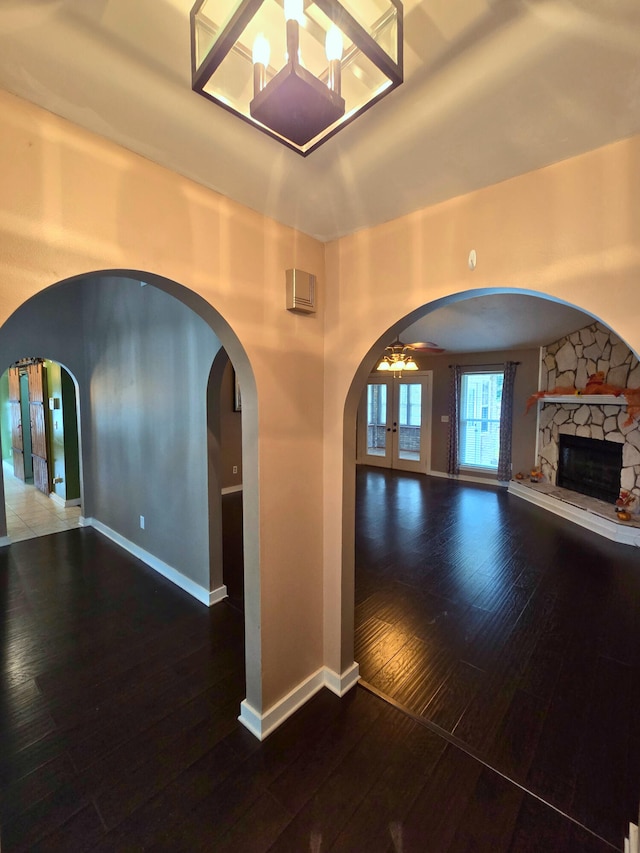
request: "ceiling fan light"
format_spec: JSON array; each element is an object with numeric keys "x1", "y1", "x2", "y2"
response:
[
  {"x1": 404, "y1": 359, "x2": 418, "y2": 370},
  {"x1": 376, "y1": 360, "x2": 390, "y2": 371}
]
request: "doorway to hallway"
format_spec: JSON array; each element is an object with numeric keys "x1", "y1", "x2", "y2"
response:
[
  {"x1": 357, "y1": 372, "x2": 432, "y2": 473},
  {"x1": 2, "y1": 358, "x2": 82, "y2": 542}
]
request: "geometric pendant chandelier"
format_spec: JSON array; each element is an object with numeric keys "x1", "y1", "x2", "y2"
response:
[{"x1": 190, "y1": 0, "x2": 403, "y2": 156}]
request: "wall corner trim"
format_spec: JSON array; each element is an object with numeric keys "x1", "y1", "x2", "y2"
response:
[
  {"x1": 238, "y1": 662, "x2": 360, "y2": 741},
  {"x1": 86, "y1": 518, "x2": 212, "y2": 606},
  {"x1": 209, "y1": 584, "x2": 228, "y2": 605},
  {"x1": 324, "y1": 661, "x2": 360, "y2": 696}
]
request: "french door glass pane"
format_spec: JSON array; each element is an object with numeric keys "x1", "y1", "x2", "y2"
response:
[
  {"x1": 460, "y1": 372, "x2": 503, "y2": 468},
  {"x1": 398, "y1": 383, "x2": 421, "y2": 461},
  {"x1": 367, "y1": 384, "x2": 387, "y2": 456}
]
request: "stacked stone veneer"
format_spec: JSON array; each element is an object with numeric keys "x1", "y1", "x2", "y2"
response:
[{"x1": 537, "y1": 322, "x2": 640, "y2": 501}]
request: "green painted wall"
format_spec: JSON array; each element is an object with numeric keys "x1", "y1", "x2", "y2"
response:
[
  {"x1": 45, "y1": 360, "x2": 80, "y2": 502},
  {"x1": 0, "y1": 370, "x2": 10, "y2": 463}
]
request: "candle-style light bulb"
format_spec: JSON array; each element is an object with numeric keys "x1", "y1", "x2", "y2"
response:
[
  {"x1": 283, "y1": 0, "x2": 303, "y2": 64},
  {"x1": 284, "y1": 0, "x2": 304, "y2": 23},
  {"x1": 252, "y1": 33, "x2": 270, "y2": 66},
  {"x1": 326, "y1": 25, "x2": 343, "y2": 94},
  {"x1": 325, "y1": 25, "x2": 343, "y2": 61},
  {"x1": 252, "y1": 34, "x2": 270, "y2": 94}
]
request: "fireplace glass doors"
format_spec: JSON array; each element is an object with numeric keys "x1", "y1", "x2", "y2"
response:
[{"x1": 557, "y1": 434, "x2": 622, "y2": 503}]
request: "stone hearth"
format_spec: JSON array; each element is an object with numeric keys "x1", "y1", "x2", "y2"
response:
[{"x1": 509, "y1": 479, "x2": 640, "y2": 546}]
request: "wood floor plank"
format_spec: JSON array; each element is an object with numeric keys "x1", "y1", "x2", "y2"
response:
[
  {"x1": 328, "y1": 721, "x2": 447, "y2": 853},
  {"x1": 29, "y1": 802, "x2": 105, "y2": 853},
  {"x1": 268, "y1": 698, "x2": 426, "y2": 853},
  {"x1": 266, "y1": 688, "x2": 386, "y2": 816},
  {"x1": 446, "y1": 765, "x2": 525, "y2": 853},
  {"x1": 92, "y1": 697, "x2": 240, "y2": 829},
  {"x1": 399, "y1": 743, "x2": 485, "y2": 852},
  {"x1": 570, "y1": 654, "x2": 634, "y2": 846},
  {"x1": 486, "y1": 687, "x2": 549, "y2": 782},
  {"x1": 419, "y1": 660, "x2": 485, "y2": 732}
]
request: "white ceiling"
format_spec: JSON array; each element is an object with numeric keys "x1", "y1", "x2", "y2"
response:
[
  {"x1": 1, "y1": 0, "x2": 639, "y2": 244},
  {"x1": 0, "y1": 0, "x2": 635, "y2": 352},
  {"x1": 401, "y1": 293, "x2": 594, "y2": 353}
]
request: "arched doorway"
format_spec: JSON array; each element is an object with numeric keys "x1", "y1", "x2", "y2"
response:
[
  {"x1": 0, "y1": 357, "x2": 81, "y2": 542},
  {"x1": 0, "y1": 270, "x2": 260, "y2": 714},
  {"x1": 342, "y1": 288, "x2": 640, "y2": 846},
  {"x1": 342, "y1": 287, "x2": 640, "y2": 658}
]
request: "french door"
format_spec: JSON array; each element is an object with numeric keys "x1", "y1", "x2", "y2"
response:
[{"x1": 357, "y1": 372, "x2": 432, "y2": 472}]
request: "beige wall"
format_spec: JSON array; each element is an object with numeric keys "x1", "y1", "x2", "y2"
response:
[
  {"x1": 323, "y1": 132, "x2": 640, "y2": 676},
  {"x1": 3, "y1": 85, "x2": 640, "y2": 727},
  {"x1": 0, "y1": 88, "x2": 325, "y2": 714}
]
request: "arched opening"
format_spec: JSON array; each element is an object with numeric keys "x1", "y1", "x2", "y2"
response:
[
  {"x1": 0, "y1": 270, "x2": 260, "y2": 713},
  {"x1": 0, "y1": 358, "x2": 81, "y2": 542},
  {"x1": 341, "y1": 288, "x2": 640, "y2": 845}
]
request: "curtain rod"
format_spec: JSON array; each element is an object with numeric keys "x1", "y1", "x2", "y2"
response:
[{"x1": 448, "y1": 361, "x2": 521, "y2": 368}]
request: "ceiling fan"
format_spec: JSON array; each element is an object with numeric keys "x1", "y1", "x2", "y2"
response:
[{"x1": 376, "y1": 338, "x2": 445, "y2": 372}]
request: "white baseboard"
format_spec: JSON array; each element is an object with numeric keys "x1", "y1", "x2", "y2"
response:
[
  {"x1": 221, "y1": 484, "x2": 243, "y2": 495},
  {"x1": 508, "y1": 482, "x2": 640, "y2": 546},
  {"x1": 85, "y1": 517, "x2": 225, "y2": 605},
  {"x1": 428, "y1": 469, "x2": 508, "y2": 488},
  {"x1": 238, "y1": 663, "x2": 360, "y2": 741},
  {"x1": 50, "y1": 493, "x2": 81, "y2": 508}
]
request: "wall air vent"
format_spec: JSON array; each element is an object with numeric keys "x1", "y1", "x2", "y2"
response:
[{"x1": 286, "y1": 269, "x2": 316, "y2": 314}]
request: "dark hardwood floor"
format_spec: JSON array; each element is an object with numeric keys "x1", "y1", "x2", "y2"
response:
[
  {"x1": 0, "y1": 478, "x2": 635, "y2": 850},
  {"x1": 355, "y1": 466, "x2": 640, "y2": 850}
]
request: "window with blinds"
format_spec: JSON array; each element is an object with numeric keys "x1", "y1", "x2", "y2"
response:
[{"x1": 460, "y1": 371, "x2": 504, "y2": 469}]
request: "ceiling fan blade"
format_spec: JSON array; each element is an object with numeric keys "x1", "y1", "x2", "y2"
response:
[{"x1": 407, "y1": 341, "x2": 445, "y2": 353}]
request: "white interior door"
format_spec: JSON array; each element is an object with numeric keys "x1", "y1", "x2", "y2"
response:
[{"x1": 357, "y1": 372, "x2": 432, "y2": 472}]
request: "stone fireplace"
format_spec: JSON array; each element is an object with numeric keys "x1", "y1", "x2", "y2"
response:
[
  {"x1": 509, "y1": 321, "x2": 640, "y2": 545},
  {"x1": 535, "y1": 321, "x2": 640, "y2": 503}
]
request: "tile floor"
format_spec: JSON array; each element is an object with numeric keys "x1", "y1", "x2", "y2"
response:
[{"x1": 2, "y1": 461, "x2": 81, "y2": 542}]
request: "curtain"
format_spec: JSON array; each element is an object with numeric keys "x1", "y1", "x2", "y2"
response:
[
  {"x1": 447, "y1": 365, "x2": 461, "y2": 475},
  {"x1": 497, "y1": 360, "x2": 518, "y2": 481}
]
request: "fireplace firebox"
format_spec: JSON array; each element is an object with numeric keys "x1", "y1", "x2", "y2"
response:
[{"x1": 557, "y1": 434, "x2": 622, "y2": 503}]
